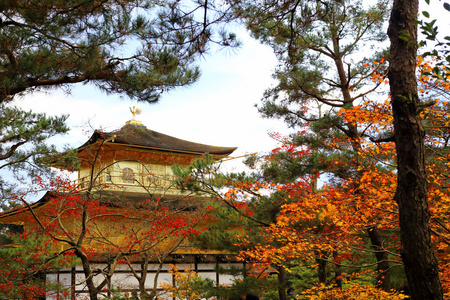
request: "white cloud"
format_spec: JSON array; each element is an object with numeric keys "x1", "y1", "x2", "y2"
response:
[{"x1": 12, "y1": 30, "x2": 291, "y2": 173}]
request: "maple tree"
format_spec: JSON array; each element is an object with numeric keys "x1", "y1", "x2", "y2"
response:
[
  {"x1": 159, "y1": 264, "x2": 216, "y2": 299},
  {"x1": 174, "y1": 53, "x2": 450, "y2": 297},
  {"x1": 300, "y1": 282, "x2": 407, "y2": 300},
  {"x1": 217, "y1": 0, "x2": 450, "y2": 298},
  {"x1": 245, "y1": 80, "x2": 448, "y2": 298},
  {"x1": 176, "y1": 157, "x2": 355, "y2": 298},
  {"x1": 11, "y1": 139, "x2": 206, "y2": 300},
  {"x1": 270, "y1": 89, "x2": 447, "y2": 298},
  {"x1": 159, "y1": 262, "x2": 277, "y2": 299},
  {"x1": 222, "y1": 0, "x2": 396, "y2": 291},
  {"x1": 1, "y1": 2, "x2": 449, "y2": 300},
  {"x1": 0, "y1": 106, "x2": 74, "y2": 280},
  {"x1": 174, "y1": 158, "x2": 287, "y2": 298}
]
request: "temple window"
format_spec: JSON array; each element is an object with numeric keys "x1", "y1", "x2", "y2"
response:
[
  {"x1": 122, "y1": 167, "x2": 135, "y2": 184},
  {"x1": 106, "y1": 168, "x2": 112, "y2": 182},
  {"x1": 146, "y1": 165, "x2": 162, "y2": 185}
]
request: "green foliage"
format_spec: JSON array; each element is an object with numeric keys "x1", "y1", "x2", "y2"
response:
[
  {"x1": 234, "y1": 0, "x2": 391, "y2": 128},
  {"x1": 228, "y1": 0, "x2": 392, "y2": 186},
  {"x1": 221, "y1": 276, "x2": 276, "y2": 300},
  {"x1": 0, "y1": 231, "x2": 75, "y2": 299},
  {"x1": 193, "y1": 204, "x2": 246, "y2": 252},
  {"x1": 0, "y1": 105, "x2": 76, "y2": 209},
  {"x1": 0, "y1": 224, "x2": 23, "y2": 245},
  {"x1": 0, "y1": 0, "x2": 238, "y2": 103},
  {"x1": 174, "y1": 156, "x2": 314, "y2": 298},
  {"x1": 288, "y1": 263, "x2": 319, "y2": 297},
  {"x1": 181, "y1": 270, "x2": 278, "y2": 300},
  {"x1": 419, "y1": 1, "x2": 450, "y2": 68},
  {"x1": 100, "y1": 288, "x2": 134, "y2": 300},
  {"x1": 173, "y1": 154, "x2": 254, "y2": 195},
  {"x1": 172, "y1": 154, "x2": 219, "y2": 194},
  {"x1": 187, "y1": 276, "x2": 217, "y2": 298}
]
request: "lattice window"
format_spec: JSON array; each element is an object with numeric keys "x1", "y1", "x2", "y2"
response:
[
  {"x1": 122, "y1": 167, "x2": 134, "y2": 184},
  {"x1": 146, "y1": 165, "x2": 166, "y2": 186},
  {"x1": 148, "y1": 165, "x2": 165, "y2": 174}
]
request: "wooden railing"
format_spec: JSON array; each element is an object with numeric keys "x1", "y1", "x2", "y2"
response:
[{"x1": 73, "y1": 170, "x2": 178, "y2": 192}]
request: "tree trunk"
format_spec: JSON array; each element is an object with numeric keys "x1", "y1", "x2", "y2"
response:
[
  {"x1": 77, "y1": 250, "x2": 99, "y2": 300},
  {"x1": 366, "y1": 226, "x2": 390, "y2": 291},
  {"x1": 146, "y1": 259, "x2": 165, "y2": 300},
  {"x1": 277, "y1": 265, "x2": 287, "y2": 300},
  {"x1": 332, "y1": 251, "x2": 342, "y2": 288},
  {"x1": 387, "y1": 0, "x2": 443, "y2": 298},
  {"x1": 315, "y1": 252, "x2": 328, "y2": 284}
]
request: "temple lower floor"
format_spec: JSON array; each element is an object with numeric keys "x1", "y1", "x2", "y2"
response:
[{"x1": 46, "y1": 255, "x2": 245, "y2": 299}]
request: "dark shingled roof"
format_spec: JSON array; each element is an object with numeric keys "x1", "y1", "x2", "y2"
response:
[{"x1": 80, "y1": 123, "x2": 237, "y2": 156}]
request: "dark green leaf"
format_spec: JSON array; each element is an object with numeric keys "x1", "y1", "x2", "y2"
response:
[
  {"x1": 399, "y1": 30, "x2": 411, "y2": 41},
  {"x1": 433, "y1": 66, "x2": 441, "y2": 75},
  {"x1": 444, "y1": 2, "x2": 450, "y2": 12}
]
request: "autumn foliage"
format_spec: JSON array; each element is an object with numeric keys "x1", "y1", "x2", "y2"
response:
[
  {"x1": 0, "y1": 231, "x2": 74, "y2": 299},
  {"x1": 174, "y1": 55, "x2": 450, "y2": 298},
  {"x1": 0, "y1": 162, "x2": 205, "y2": 299}
]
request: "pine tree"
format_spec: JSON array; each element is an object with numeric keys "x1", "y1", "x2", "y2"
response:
[
  {"x1": 227, "y1": 0, "x2": 393, "y2": 290},
  {"x1": 388, "y1": 0, "x2": 443, "y2": 298},
  {"x1": 0, "y1": 105, "x2": 72, "y2": 208},
  {"x1": 0, "y1": 0, "x2": 237, "y2": 103},
  {"x1": 0, "y1": 0, "x2": 236, "y2": 206}
]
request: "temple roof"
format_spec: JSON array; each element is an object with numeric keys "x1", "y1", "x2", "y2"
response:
[{"x1": 79, "y1": 122, "x2": 237, "y2": 156}]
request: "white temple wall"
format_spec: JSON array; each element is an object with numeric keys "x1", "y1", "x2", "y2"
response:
[{"x1": 46, "y1": 261, "x2": 244, "y2": 299}]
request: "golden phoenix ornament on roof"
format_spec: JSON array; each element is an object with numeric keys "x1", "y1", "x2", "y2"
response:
[{"x1": 130, "y1": 106, "x2": 142, "y2": 119}]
